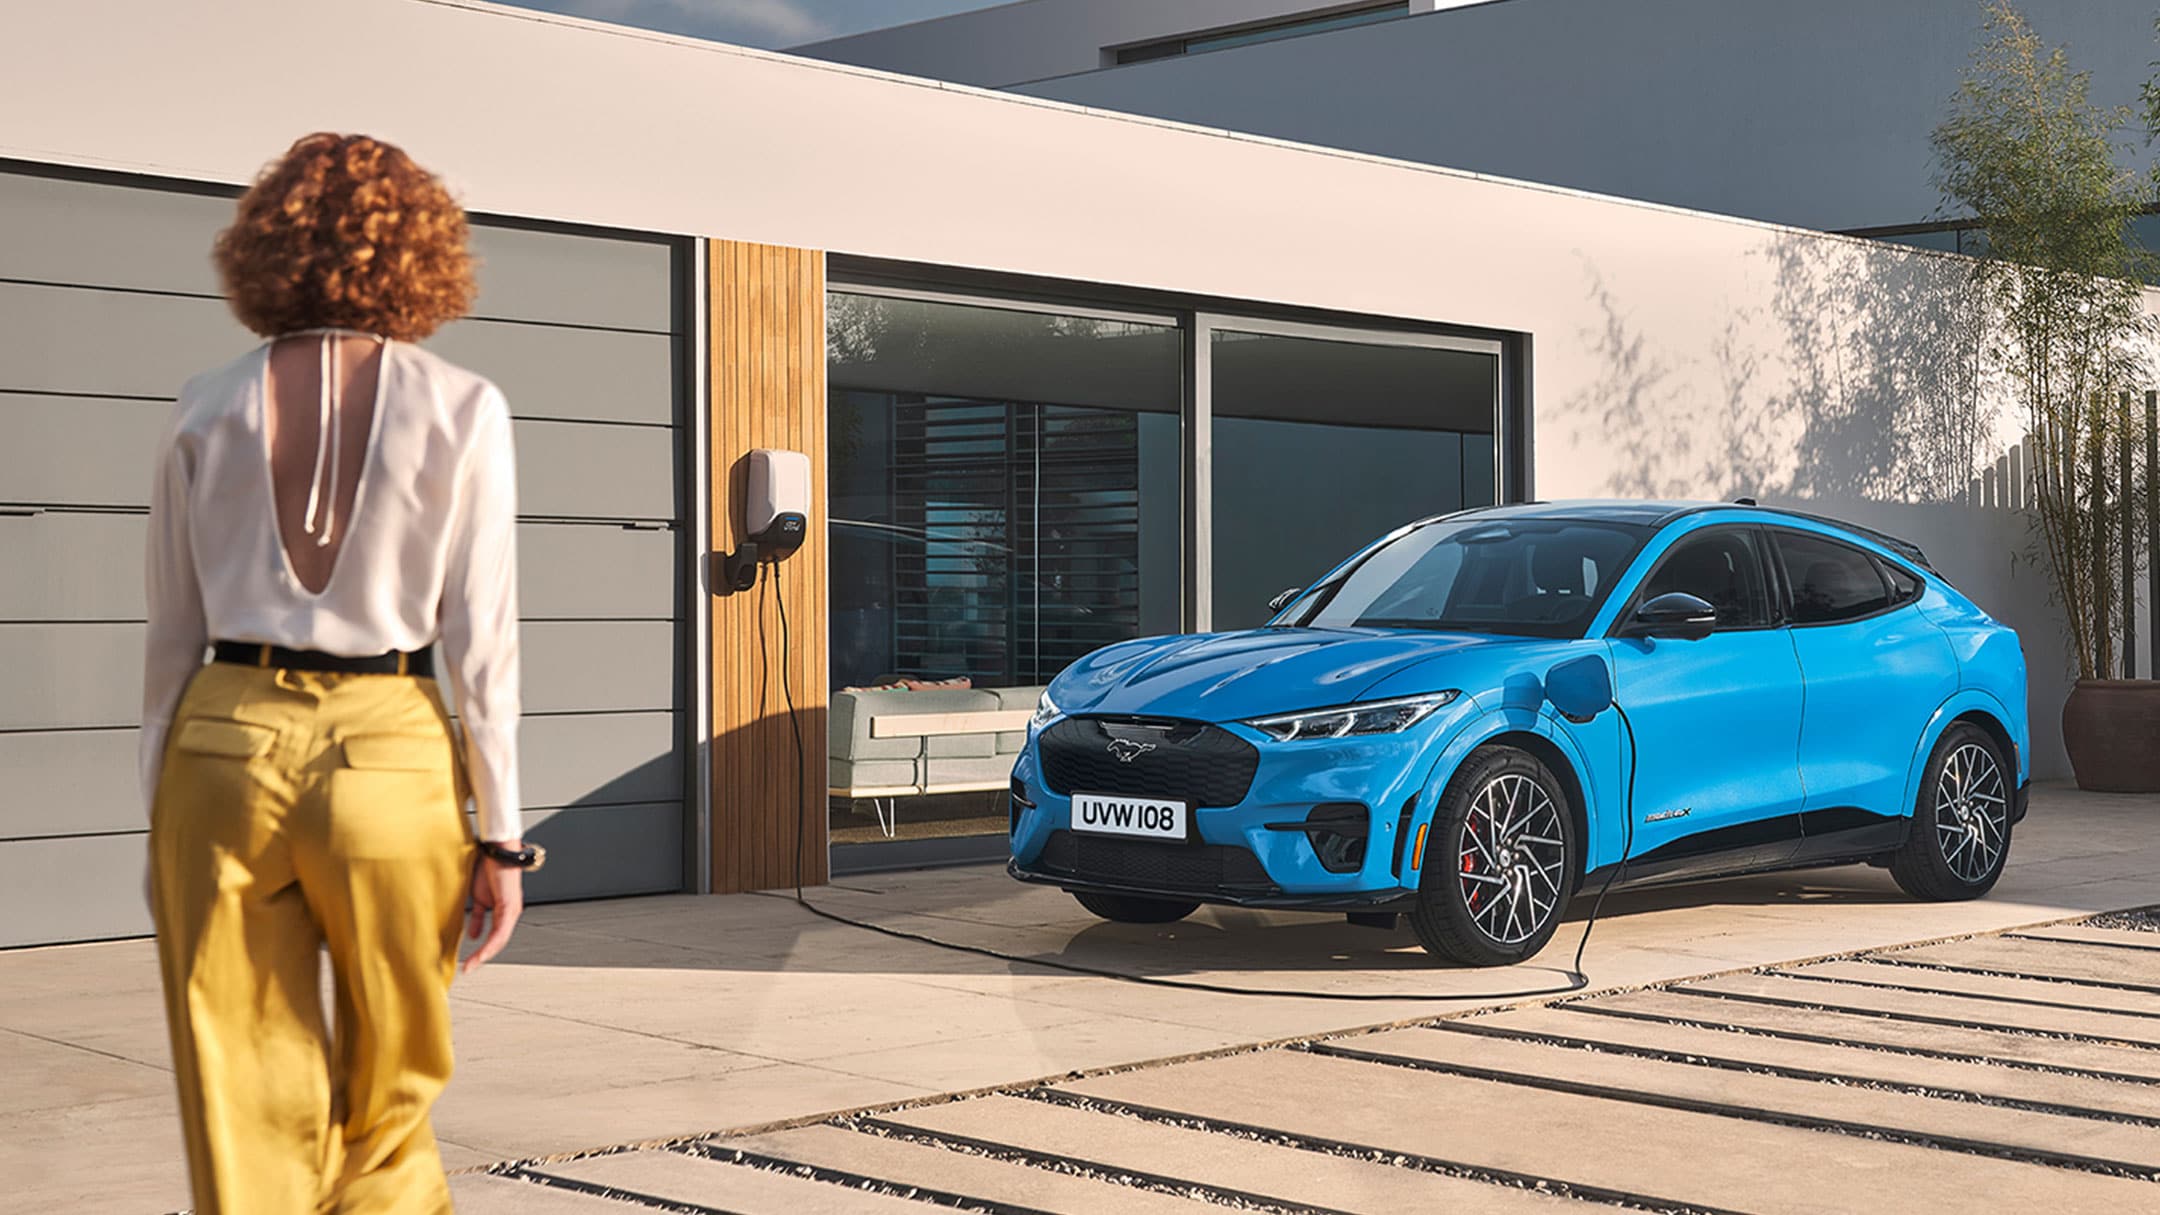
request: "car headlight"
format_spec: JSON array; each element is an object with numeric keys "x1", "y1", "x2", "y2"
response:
[
  {"x1": 1244, "y1": 691, "x2": 1459, "y2": 742},
  {"x1": 1030, "y1": 689, "x2": 1060, "y2": 731}
]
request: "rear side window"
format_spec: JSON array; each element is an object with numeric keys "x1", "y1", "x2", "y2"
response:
[
  {"x1": 1883, "y1": 563, "x2": 1924, "y2": 606},
  {"x1": 1778, "y1": 531, "x2": 1891, "y2": 624}
]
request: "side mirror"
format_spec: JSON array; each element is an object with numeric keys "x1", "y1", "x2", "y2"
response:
[
  {"x1": 1629, "y1": 591, "x2": 1718, "y2": 640},
  {"x1": 1266, "y1": 586, "x2": 1305, "y2": 614},
  {"x1": 1544, "y1": 654, "x2": 1613, "y2": 723}
]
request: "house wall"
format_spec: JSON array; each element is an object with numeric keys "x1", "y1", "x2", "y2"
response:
[
  {"x1": 801, "y1": 0, "x2": 2160, "y2": 233},
  {"x1": 0, "y1": 0, "x2": 2097, "y2": 787}
]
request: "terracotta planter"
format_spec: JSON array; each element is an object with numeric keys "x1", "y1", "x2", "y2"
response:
[{"x1": 2062, "y1": 679, "x2": 2160, "y2": 792}]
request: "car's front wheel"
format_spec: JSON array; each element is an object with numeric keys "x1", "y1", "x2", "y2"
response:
[
  {"x1": 1410, "y1": 745, "x2": 1577, "y2": 966},
  {"x1": 1891, "y1": 723, "x2": 2012, "y2": 900},
  {"x1": 1072, "y1": 891, "x2": 1200, "y2": 924}
]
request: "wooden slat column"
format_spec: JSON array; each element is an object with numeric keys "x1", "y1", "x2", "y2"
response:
[{"x1": 710, "y1": 239, "x2": 828, "y2": 891}]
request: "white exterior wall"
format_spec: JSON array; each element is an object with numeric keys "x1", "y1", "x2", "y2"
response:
[
  {"x1": 0, "y1": 0, "x2": 2107, "y2": 773},
  {"x1": 804, "y1": 0, "x2": 2160, "y2": 233}
]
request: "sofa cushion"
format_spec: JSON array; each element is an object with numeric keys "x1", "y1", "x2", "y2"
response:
[
  {"x1": 829, "y1": 756, "x2": 921, "y2": 794},
  {"x1": 829, "y1": 688, "x2": 1001, "y2": 760},
  {"x1": 987, "y1": 684, "x2": 1046, "y2": 754},
  {"x1": 925, "y1": 755, "x2": 1019, "y2": 790}
]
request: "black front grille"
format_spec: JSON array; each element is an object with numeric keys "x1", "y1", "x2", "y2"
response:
[
  {"x1": 1037, "y1": 830, "x2": 1276, "y2": 895},
  {"x1": 1039, "y1": 716, "x2": 1259, "y2": 807}
]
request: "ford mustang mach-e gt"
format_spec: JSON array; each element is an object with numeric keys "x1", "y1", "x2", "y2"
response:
[{"x1": 1007, "y1": 502, "x2": 2029, "y2": 966}]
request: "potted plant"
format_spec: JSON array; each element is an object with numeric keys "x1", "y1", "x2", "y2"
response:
[{"x1": 1933, "y1": 1, "x2": 2160, "y2": 789}]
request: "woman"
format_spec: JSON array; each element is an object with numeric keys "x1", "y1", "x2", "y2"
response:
[{"x1": 142, "y1": 132, "x2": 537, "y2": 1214}]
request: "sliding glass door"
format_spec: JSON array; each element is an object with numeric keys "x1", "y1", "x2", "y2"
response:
[{"x1": 1202, "y1": 317, "x2": 1503, "y2": 631}]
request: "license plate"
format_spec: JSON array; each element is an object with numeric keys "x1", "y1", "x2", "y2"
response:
[{"x1": 1071, "y1": 792, "x2": 1188, "y2": 840}]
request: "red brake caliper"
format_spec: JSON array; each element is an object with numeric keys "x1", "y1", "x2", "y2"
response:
[{"x1": 1461, "y1": 825, "x2": 1482, "y2": 909}]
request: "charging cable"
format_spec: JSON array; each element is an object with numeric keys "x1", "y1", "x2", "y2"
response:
[{"x1": 764, "y1": 573, "x2": 1637, "y2": 1001}]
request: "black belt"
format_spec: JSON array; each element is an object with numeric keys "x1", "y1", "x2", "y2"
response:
[{"x1": 213, "y1": 640, "x2": 435, "y2": 678}]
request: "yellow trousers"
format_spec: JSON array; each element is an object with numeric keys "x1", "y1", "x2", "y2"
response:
[{"x1": 150, "y1": 660, "x2": 474, "y2": 1215}]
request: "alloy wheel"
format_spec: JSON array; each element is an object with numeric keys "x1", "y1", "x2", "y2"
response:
[
  {"x1": 1457, "y1": 772, "x2": 1568, "y2": 944},
  {"x1": 1933, "y1": 741, "x2": 2008, "y2": 884}
]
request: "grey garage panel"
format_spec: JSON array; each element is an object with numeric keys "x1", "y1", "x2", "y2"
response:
[
  {"x1": 0, "y1": 514, "x2": 671, "y2": 623},
  {"x1": 431, "y1": 318, "x2": 675, "y2": 425},
  {"x1": 1, "y1": 173, "x2": 672, "y2": 333},
  {"x1": 0, "y1": 512, "x2": 148, "y2": 621},
  {"x1": 0, "y1": 729, "x2": 141, "y2": 839},
  {"x1": 1, "y1": 711, "x2": 676, "y2": 842},
  {"x1": 0, "y1": 282, "x2": 250, "y2": 398},
  {"x1": 0, "y1": 172, "x2": 228, "y2": 296},
  {"x1": 0, "y1": 284, "x2": 671, "y2": 431},
  {"x1": 515, "y1": 420, "x2": 678, "y2": 522},
  {"x1": 523, "y1": 620, "x2": 677, "y2": 716},
  {"x1": 0, "y1": 394, "x2": 169, "y2": 508},
  {"x1": 520, "y1": 711, "x2": 681, "y2": 810},
  {"x1": 518, "y1": 803, "x2": 684, "y2": 902},
  {"x1": 519, "y1": 523, "x2": 676, "y2": 621},
  {"x1": 0, "y1": 833, "x2": 151, "y2": 948},
  {"x1": 467, "y1": 225, "x2": 674, "y2": 333},
  {"x1": 3, "y1": 618, "x2": 673, "y2": 729},
  {"x1": 0, "y1": 622, "x2": 143, "y2": 731}
]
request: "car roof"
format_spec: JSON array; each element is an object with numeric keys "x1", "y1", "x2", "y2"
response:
[{"x1": 1445, "y1": 500, "x2": 1935, "y2": 570}]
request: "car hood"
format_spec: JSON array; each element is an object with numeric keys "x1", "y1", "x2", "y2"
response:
[{"x1": 1049, "y1": 627, "x2": 1531, "y2": 722}]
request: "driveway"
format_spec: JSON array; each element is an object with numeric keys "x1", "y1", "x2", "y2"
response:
[{"x1": 5, "y1": 782, "x2": 2158, "y2": 1212}]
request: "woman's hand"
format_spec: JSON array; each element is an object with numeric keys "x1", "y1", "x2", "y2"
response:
[{"x1": 461, "y1": 843, "x2": 525, "y2": 974}]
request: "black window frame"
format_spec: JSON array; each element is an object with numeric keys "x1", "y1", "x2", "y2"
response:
[
  {"x1": 1610, "y1": 524, "x2": 1781, "y2": 635},
  {"x1": 1767, "y1": 527, "x2": 1910, "y2": 628}
]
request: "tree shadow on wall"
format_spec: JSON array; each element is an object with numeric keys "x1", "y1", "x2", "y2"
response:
[{"x1": 1565, "y1": 236, "x2": 1997, "y2": 505}]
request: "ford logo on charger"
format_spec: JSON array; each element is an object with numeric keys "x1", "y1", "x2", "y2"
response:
[{"x1": 1105, "y1": 738, "x2": 1156, "y2": 764}]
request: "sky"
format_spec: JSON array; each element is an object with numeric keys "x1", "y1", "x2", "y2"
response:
[{"x1": 498, "y1": 0, "x2": 1012, "y2": 49}]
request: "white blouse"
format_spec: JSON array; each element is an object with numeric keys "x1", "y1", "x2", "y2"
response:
[{"x1": 142, "y1": 335, "x2": 524, "y2": 844}]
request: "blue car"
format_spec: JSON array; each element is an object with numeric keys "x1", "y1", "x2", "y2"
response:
[{"x1": 1008, "y1": 501, "x2": 2029, "y2": 966}]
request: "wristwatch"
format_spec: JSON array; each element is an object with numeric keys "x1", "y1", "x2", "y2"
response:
[{"x1": 477, "y1": 839, "x2": 547, "y2": 870}]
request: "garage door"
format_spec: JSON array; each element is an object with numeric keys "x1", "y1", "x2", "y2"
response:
[{"x1": 0, "y1": 167, "x2": 690, "y2": 947}]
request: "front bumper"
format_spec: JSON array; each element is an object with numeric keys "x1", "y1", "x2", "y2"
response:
[{"x1": 1008, "y1": 713, "x2": 1454, "y2": 905}]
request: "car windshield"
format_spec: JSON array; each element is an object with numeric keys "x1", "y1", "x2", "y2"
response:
[{"x1": 1278, "y1": 517, "x2": 1653, "y2": 639}]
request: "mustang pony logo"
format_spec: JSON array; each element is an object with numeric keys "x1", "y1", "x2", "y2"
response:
[{"x1": 1105, "y1": 738, "x2": 1157, "y2": 764}]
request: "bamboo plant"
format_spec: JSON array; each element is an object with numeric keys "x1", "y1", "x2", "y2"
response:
[{"x1": 1932, "y1": 0, "x2": 2156, "y2": 680}]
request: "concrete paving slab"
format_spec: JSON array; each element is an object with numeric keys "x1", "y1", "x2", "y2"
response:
[
  {"x1": 726, "y1": 1122, "x2": 1226, "y2": 1214},
  {"x1": 542, "y1": 1147, "x2": 948, "y2": 1213},
  {"x1": 805, "y1": 1014, "x2": 1247, "y2": 1094},
  {"x1": 1785, "y1": 957, "x2": 2160, "y2": 1017},
  {"x1": 450, "y1": 1172, "x2": 642, "y2": 1213},
  {"x1": 1343, "y1": 1025, "x2": 2160, "y2": 1171},
  {"x1": 435, "y1": 1063, "x2": 933, "y2": 1160},
  {"x1": 0, "y1": 1027, "x2": 169, "y2": 1115},
  {"x1": 2010, "y1": 923, "x2": 2160, "y2": 952},
  {"x1": 0, "y1": 1093, "x2": 190, "y2": 1215},
  {"x1": 1896, "y1": 935, "x2": 2160, "y2": 989},
  {"x1": 880, "y1": 1092, "x2": 1583, "y2": 1212},
  {"x1": 1472, "y1": 1003, "x2": 2160, "y2": 1120},
  {"x1": 1586, "y1": 988, "x2": 2160, "y2": 1083},
  {"x1": 1684, "y1": 971, "x2": 2160, "y2": 1046},
  {"x1": 1058, "y1": 1048, "x2": 2159, "y2": 1214}
]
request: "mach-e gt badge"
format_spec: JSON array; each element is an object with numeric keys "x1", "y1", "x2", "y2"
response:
[{"x1": 1105, "y1": 739, "x2": 1157, "y2": 764}]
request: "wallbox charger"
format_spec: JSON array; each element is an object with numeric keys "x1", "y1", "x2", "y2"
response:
[{"x1": 719, "y1": 448, "x2": 809, "y2": 593}]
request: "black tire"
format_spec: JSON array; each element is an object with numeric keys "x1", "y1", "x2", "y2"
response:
[
  {"x1": 1410, "y1": 745, "x2": 1578, "y2": 966},
  {"x1": 1073, "y1": 890, "x2": 1201, "y2": 924},
  {"x1": 1891, "y1": 723, "x2": 2012, "y2": 900}
]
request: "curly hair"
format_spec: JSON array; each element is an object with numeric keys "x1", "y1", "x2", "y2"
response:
[{"x1": 214, "y1": 133, "x2": 477, "y2": 342}]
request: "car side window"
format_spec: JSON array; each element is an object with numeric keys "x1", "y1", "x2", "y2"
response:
[
  {"x1": 1638, "y1": 528, "x2": 1773, "y2": 628},
  {"x1": 1778, "y1": 531, "x2": 1892, "y2": 625},
  {"x1": 1883, "y1": 562, "x2": 1924, "y2": 606}
]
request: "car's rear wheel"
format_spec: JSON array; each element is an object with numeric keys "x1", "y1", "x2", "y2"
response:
[
  {"x1": 1891, "y1": 723, "x2": 2011, "y2": 900},
  {"x1": 1072, "y1": 891, "x2": 1200, "y2": 924},
  {"x1": 1410, "y1": 745, "x2": 1577, "y2": 966}
]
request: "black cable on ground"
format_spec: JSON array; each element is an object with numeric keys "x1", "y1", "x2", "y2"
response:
[{"x1": 769, "y1": 564, "x2": 1637, "y2": 1002}]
